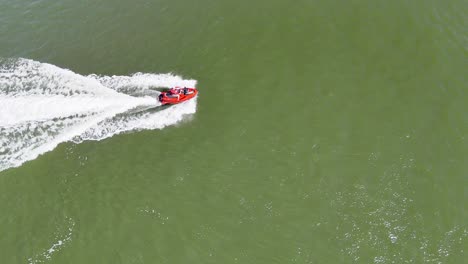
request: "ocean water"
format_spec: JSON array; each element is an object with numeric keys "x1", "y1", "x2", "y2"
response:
[{"x1": 0, "y1": 0, "x2": 466, "y2": 263}]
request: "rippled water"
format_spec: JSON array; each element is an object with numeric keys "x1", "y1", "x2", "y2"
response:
[{"x1": 0, "y1": 0, "x2": 466, "y2": 263}]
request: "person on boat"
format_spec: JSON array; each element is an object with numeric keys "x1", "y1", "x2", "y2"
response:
[
  {"x1": 167, "y1": 88, "x2": 180, "y2": 99},
  {"x1": 183, "y1": 87, "x2": 194, "y2": 95}
]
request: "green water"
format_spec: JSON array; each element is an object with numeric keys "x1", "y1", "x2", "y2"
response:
[{"x1": 1, "y1": 0, "x2": 467, "y2": 263}]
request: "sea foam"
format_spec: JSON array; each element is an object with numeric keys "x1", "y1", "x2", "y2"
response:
[{"x1": 0, "y1": 58, "x2": 197, "y2": 171}]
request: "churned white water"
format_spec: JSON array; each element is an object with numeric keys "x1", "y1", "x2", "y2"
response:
[{"x1": 0, "y1": 58, "x2": 197, "y2": 171}]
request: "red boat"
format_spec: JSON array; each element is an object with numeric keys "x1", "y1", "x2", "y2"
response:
[{"x1": 158, "y1": 87, "x2": 198, "y2": 105}]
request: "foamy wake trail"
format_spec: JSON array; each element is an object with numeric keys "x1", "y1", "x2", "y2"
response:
[{"x1": 0, "y1": 58, "x2": 197, "y2": 171}]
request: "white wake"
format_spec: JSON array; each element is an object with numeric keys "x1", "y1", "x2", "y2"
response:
[{"x1": 0, "y1": 58, "x2": 198, "y2": 171}]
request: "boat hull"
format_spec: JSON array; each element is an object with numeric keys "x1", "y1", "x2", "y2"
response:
[{"x1": 158, "y1": 88, "x2": 198, "y2": 105}]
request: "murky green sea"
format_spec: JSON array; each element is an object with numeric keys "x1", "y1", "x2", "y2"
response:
[{"x1": 0, "y1": 0, "x2": 467, "y2": 263}]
